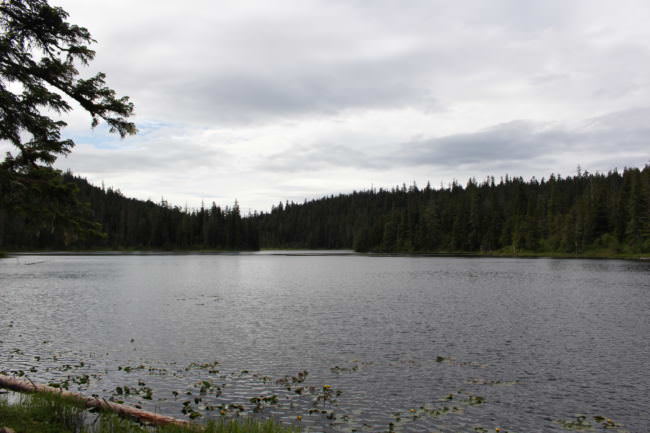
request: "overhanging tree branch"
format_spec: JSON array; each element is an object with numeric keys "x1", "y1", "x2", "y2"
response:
[{"x1": 0, "y1": 0, "x2": 136, "y2": 245}]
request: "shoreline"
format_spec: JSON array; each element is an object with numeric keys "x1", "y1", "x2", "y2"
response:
[
  {"x1": 0, "y1": 389, "x2": 296, "y2": 433},
  {"x1": 2, "y1": 249, "x2": 648, "y2": 261},
  {"x1": 364, "y1": 250, "x2": 650, "y2": 261}
]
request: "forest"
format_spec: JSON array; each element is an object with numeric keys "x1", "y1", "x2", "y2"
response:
[
  {"x1": 0, "y1": 173, "x2": 260, "y2": 251},
  {"x1": 0, "y1": 166, "x2": 648, "y2": 255},
  {"x1": 255, "y1": 165, "x2": 650, "y2": 255}
]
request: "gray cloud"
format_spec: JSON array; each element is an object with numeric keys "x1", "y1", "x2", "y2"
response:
[
  {"x1": 398, "y1": 121, "x2": 571, "y2": 167},
  {"x1": 63, "y1": 0, "x2": 445, "y2": 125},
  {"x1": 261, "y1": 107, "x2": 650, "y2": 174},
  {"x1": 35, "y1": 0, "x2": 650, "y2": 210},
  {"x1": 263, "y1": 143, "x2": 384, "y2": 172},
  {"x1": 59, "y1": 0, "x2": 650, "y2": 126},
  {"x1": 175, "y1": 54, "x2": 440, "y2": 124}
]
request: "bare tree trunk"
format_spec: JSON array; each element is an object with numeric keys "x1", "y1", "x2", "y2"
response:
[{"x1": 0, "y1": 374, "x2": 194, "y2": 428}]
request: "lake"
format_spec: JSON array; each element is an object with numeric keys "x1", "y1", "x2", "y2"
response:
[{"x1": 1, "y1": 253, "x2": 649, "y2": 432}]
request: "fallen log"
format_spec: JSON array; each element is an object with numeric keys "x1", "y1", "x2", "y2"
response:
[{"x1": 0, "y1": 374, "x2": 193, "y2": 428}]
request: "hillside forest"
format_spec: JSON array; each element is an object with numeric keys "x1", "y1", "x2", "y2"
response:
[{"x1": 1, "y1": 166, "x2": 649, "y2": 255}]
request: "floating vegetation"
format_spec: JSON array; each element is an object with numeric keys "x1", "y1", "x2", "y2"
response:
[
  {"x1": 181, "y1": 399, "x2": 203, "y2": 419},
  {"x1": 593, "y1": 416, "x2": 624, "y2": 430},
  {"x1": 46, "y1": 372, "x2": 99, "y2": 391},
  {"x1": 111, "y1": 381, "x2": 153, "y2": 402},
  {"x1": 119, "y1": 364, "x2": 146, "y2": 373},
  {"x1": 0, "y1": 344, "x2": 636, "y2": 433},
  {"x1": 330, "y1": 364, "x2": 359, "y2": 373},
  {"x1": 466, "y1": 394, "x2": 486, "y2": 406},
  {"x1": 250, "y1": 394, "x2": 279, "y2": 411},
  {"x1": 433, "y1": 356, "x2": 489, "y2": 369},
  {"x1": 196, "y1": 380, "x2": 222, "y2": 396},
  {"x1": 555, "y1": 415, "x2": 627, "y2": 432},
  {"x1": 185, "y1": 361, "x2": 220, "y2": 374},
  {"x1": 312, "y1": 384, "x2": 342, "y2": 407},
  {"x1": 275, "y1": 370, "x2": 308, "y2": 386},
  {"x1": 0, "y1": 348, "x2": 495, "y2": 431},
  {"x1": 330, "y1": 360, "x2": 374, "y2": 374},
  {"x1": 439, "y1": 390, "x2": 485, "y2": 406},
  {"x1": 556, "y1": 414, "x2": 593, "y2": 430}
]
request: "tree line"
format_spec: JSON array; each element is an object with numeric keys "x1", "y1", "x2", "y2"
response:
[
  {"x1": 1, "y1": 165, "x2": 648, "y2": 254},
  {"x1": 0, "y1": 173, "x2": 259, "y2": 250},
  {"x1": 255, "y1": 166, "x2": 650, "y2": 254}
]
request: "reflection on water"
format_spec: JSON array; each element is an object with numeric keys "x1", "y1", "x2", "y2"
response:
[{"x1": 1, "y1": 254, "x2": 649, "y2": 432}]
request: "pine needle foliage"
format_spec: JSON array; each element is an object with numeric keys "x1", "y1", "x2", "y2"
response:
[{"x1": 0, "y1": 0, "x2": 135, "y2": 243}]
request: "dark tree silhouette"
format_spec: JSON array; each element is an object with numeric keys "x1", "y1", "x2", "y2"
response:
[
  {"x1": 0, "y1": 0, "x2": 136, "y2": 242},
  {"x1": 254, "y1": 166, "x2": 650, "y2": 255}
]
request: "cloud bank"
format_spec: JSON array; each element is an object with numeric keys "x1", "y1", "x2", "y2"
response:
[{"x1": 42, "y1": 0, "x2": 650, "y2": 210}]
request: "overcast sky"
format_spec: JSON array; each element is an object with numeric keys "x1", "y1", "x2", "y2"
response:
[{"x1": 36, "y1": 0, "x2": 650, "y2": 211}]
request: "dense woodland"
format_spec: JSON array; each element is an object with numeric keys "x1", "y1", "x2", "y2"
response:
[
  {"x1": 1, "y1": 166, "x2": 649, "y2": 254},
  {"x1": 0, "y1": 174, "x2": 260, "y2": 251},
  {"x1": 256, "y1": 166, "x2": 650, "y2": 254}
]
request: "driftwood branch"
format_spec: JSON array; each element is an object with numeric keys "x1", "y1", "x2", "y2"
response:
[{"x1": 0, "y1": 374, "x2": 193, "y2": 428}]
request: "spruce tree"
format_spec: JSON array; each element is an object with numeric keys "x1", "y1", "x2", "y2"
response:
[{"x1": 0, "y1": 0, "x2": 135, "y2": 242}]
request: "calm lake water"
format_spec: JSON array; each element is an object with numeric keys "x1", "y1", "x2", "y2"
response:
[{"x1": 1, "y1": 253, "x2": 649, "y2": 433}]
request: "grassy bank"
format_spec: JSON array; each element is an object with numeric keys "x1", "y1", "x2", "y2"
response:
[{"x1": 0, "y1": 392, "x2": 298, "y2": 433}]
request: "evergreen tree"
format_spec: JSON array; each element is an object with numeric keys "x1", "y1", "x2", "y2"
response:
[
  {"x1": 253, "y1": 165, "x2": 650, "y2": 255},
  {"x1": 1, "y1": 0, "x2": 135, "y2": 242}
]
